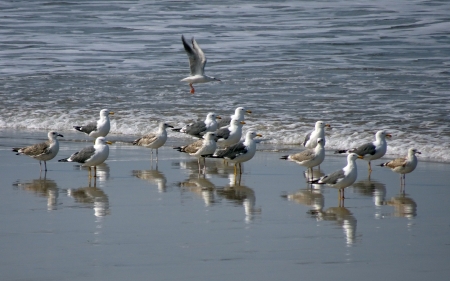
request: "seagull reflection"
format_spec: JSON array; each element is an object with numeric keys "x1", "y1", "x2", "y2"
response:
[
  {"x1": 67, "y1": 178, "x2": 110, "y2": 217},
  {"x1": 303, "y1": 166, "x2": 325, "y2": 182},
  {"x1": 77, "y1": 163, "x2": 110, "y2": 182},
  {"x1": 385, "y1": 193, "x2": 417, "y2": 218},
  {"x1": 12, "y1": 172, "x2": 59, "y2": 211},
  {"x1": 310, "y1": 201, "x2": 357, "y2": 246},
  {"x1": 179, "y1": 173, "x2": 216, "y2": 206},
  {"x1": 287, "y1": 188, "x2": 324, "y2": 212},
  {"x1": 132, "y1": 166, "x2": 167, "y2": 192},
  {"x1": 352, "y1": 178, "x2": 386, "y2": 206},
  {"x1": 217, "y1": 174, "x2": 261, "y2": 223}
]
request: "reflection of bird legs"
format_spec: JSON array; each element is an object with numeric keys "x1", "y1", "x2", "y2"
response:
[
  {"x1": 189, "y1": 83, "x2": 195, "y2": 94},
  {"x1": 233, "y1": 173, "x2": 242, "y2": 186}
]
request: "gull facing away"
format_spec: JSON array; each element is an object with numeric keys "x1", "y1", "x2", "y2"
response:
[
  {"x1": 172, "y1": 112, "x2": 221, "y2": 139},
  {"x1": 73, "y1": 109, "x2": 114, "y2": 139},
  {"x1": 181, "y1": 35, "x2": 221, "y2": 94},
  {"x1": 217, "y1": 107, "x2": 252, "y2": 128},
  {"x1": 335, "y1": 130, "x2": 392, "y2": 173},
  {"x1": 215, "y1": 119, "x2": 246, "y2": 147},
  {"x1": 205, "y1": 131, "x2": 262, "y2": 175},
  {"x1": 281, "y1": 138, "x2": 325, "y2": 181},
  {"x1": 379, "y1": 148, "x2": 421, "y2": 187},
  {"x1": 174, "y1": 132, "x2": 217, "y2": 173},
  {"x1": 133, "y1": 122, "x2": 173, "y2": 161},
  {"x1": 313, "y1": 153, "x2": 364, "y2": 200},
  {"x1": 303, "y1": 121, "x2": 331, "y2": 148},
  {"x1": 12, "y1": 131, "x2": 64, "y2": 172},
  {"x1": 59, "y1": 137, "x2": 112, "y2": 178}
]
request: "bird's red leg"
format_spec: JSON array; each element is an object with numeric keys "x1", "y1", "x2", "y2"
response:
[{"x1": 189, "y1": 83, "x2": 195, "y2": 94}]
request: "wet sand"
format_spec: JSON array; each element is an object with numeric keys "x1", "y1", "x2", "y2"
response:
[{"x1": 1, "y1": 129, "x2": 450, "y2": 281}]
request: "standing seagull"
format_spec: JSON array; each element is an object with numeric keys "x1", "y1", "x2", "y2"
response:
[
  {"x1": 133, "y1": 122, "x2": 173, "y2": 161},
  {"x1": 280, "y1": 138, "x2": 325, "y2": 181},
  {"x1": 303, "y1": 121, "x2": 331, "y2": 148},
  {"x1": 335, "y1": 130, "x2": 392, "y2": 173},
  {"x1": 215, "y1": 119, "x2": 246, "y2": 147},
  {"x1": 206, "y1": 131, "x2": 262, "y2": 175},
  {"x1": 73, "y1": 109, "x2": 114, "y2": 139},
  {"x1": 379, "y1": 148, "x2": 421, "y2": 187},
  {"x1": 59, "y1": 137, "x2": 112, "y2": 178},
  {"x1": 217, "y1": 107, "x2": 252, "y2": 128},
  {"x1": 174, "y1": 132, "x2": 217, "y2": 173},
  {"x1": 12, "y1": 131, "x2": 64, "y2": 172},
  {"x1": 315, "y1": 153, "x2": 364, "y2": 200},
  {"x1": 181, "y1": 35, "x2": 221, "y2": 94},
  {"x1": 172, "y1": 112, "x2": 221, "y2": 138}
]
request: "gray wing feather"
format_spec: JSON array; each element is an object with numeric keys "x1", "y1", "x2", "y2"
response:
[
  {"x1": 351, "y1": 142, "x2": 376, "y2": 156},
  {"x1": 217, "y1": 117, "x2": 231, "y2": 128},
  {"x1": 320, "y1": 169, "x2": 345, "y2": 184},
  {"x1": 69, "y1": 146, "x2": 96, "y2": 163},
  {"x1": 182, "y1": 35, "x2": 205, "y2": 76},
  {"x1": 215, "y1": 127, "x2": 231, "y2": 140},
  {"x1": 75, "y1": 122, "x2": 97, "y2": 135},
  {"x1": 183, "y1": 121, "x2": 207, "y2": 138},
  {"x1": 215, "y1": 142, "x2": 247, "y2": 160}
]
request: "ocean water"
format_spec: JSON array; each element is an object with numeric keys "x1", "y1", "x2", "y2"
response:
[{"x1": 1, "y1": 0, "x2": 449, "y2": 161}]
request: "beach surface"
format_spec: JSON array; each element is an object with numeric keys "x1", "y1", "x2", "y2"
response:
[{"x1": 1, "y1": 129, "x2": 449, "y2": 281}]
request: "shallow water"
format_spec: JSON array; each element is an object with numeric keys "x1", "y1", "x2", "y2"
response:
[
  {"x1": 1, "y1": 0, "x2": 449, "y2": 162},
  {"x1": 1, "y1": 128, "x2": 450, "y2": 280}
]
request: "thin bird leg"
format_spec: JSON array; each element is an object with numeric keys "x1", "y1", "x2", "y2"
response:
[
  {"x1": 189, "y1": 83, "x2": 195, "y2": 94},
  {"x1": 156, "y1": 149, "x2": 158, "y2": 161},
  {"x1": 44, "y1": 161, "x2": 48, "y2": 172},
  {"x1": 368, "y1": 161, "x2": 372, "y2": 173},
  {"x1": 94, "y1": 166, "x2": 97, "y2": 178},
  {"x1": 88, "y1": 167, "x2": 91, "y2": 178},
  {"x1": 39, "y1": 161, "x2": 42, "y2": 171},
  {"x1": 197, "y1": 158, "x2": 201, "y2": 173},
  {"x1": 239, "y1": 163, "x2": 243, "y2": 175},
  {"x1": 234, "y1": 164, "x2": 237, "y2": 175}
]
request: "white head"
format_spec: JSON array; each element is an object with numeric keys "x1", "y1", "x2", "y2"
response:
[
  {"x1": 205, "y1": 112, "x2": 219, "y2": 121},
  {"x1": 48, "y1": 131, "x2": 64, "y2": 140},
  {"x1": 348, "y1": 153, "x2": 363, "y2": 162},
  {"x1": 409, "y1": 148, "x2": 421, "y2": 156},
  {"x1": 95, "y1": 137, "x2": 112, "y2": 146},
  {"x1": 159, "y1": 122, "x2": 173, "y2": 130},
  {"x1": 230, "y1": 119, "x2": 245, "y2": 128},
  {"x1": 315, "y1": 121, "x2": 330, "y2": 130},
  {"x1": 375, "y1": 130, "x2": 392, "y2": 140},
  {"x1": 245, "y1": 131, "x2": 262, "y2": 140},
  {"x1": 316, "y1": 138, "x2": 324, "y2": 147},
  {"x1": 204, "y1": 132, "x2": 216, "y2": 141},
  {"x1": 100, "y1": 109, "x2": 114, "y2": 118}
]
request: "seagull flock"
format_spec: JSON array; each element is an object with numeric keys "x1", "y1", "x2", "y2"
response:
[{"x1": 11, "y1": 35, "x2": 421, "y2": 197}]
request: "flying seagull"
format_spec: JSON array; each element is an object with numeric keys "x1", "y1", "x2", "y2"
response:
[{"x1": 181, "y1": 35, "x2": 221, "y2": 94}]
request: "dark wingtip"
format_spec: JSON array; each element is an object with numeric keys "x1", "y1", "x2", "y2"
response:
[
  {"x1": 280, "y1": 155, "x2": 289, "y2": 160},
  {"x1": 172, "y1": 128, "x2": 182, "y2": 132},
  {"x1": 73, "y1": 126, "x2": 82, "y2": 132},
  {"x1": 58, "y1": 158, "x2": 68, "y2": 162},
  {"x1": 12, "y1": 148, "x2": 20, "y2": 153},
  {"x1": 334, "y1": 150, "x2": 347, "y2": 154}
]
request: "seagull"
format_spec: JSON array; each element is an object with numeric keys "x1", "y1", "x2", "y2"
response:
[
  {"x1": 174, "y1": 132, "x2": 217, "y2": 173},
  {"x1": 217, "y1": 107, "x2": 252, "y2": 128},
  {"x1": 73, "y1": 109, "x2": 114, "y2": 139},
  {"x1": 205, "y1": 131, "x2": 262, "y2": 175},
  {"x1": 314, "y1": 153, "x2": 364, "y2": 200},
  {"x1": 59, "y1": 137, "x2": 112, "y2": 177},
  {"x1": 133, "y1": 122, "x2": 173, "y2": 161},
  {"x1": 379, "y1": 148, "x2": 421, "y2": 186},
  {"x1": 215, "y1": 119, "x2": 246, "y2": 147},
  {"x1": 172, "y1": 112, "x2": 221, "y2": 138},
  {"x1": 335, "y1": 130, "x2": 392, "y2": 173},
  {"x1": 281, "y1": 138, "x2": 325, "y2": 181},
  {"x1": 180, "y1": 35, "x2": 221, "y2": 94},
  {"x1": 303, "y1": 121, "x2": 331, "y2": 148},
  {"x1": 12, "y1": 131, "x2": 64, "y2": 172}
]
